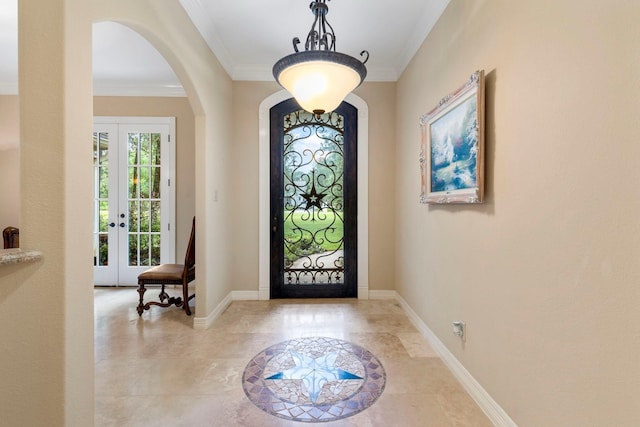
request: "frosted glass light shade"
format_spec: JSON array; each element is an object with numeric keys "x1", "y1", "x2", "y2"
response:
[{"x1": 274, "y1": 50, "x2": 367, "y2": 114}]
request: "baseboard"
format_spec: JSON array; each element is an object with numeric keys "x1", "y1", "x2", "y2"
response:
[
  {"x1": 394, "y1": 293, "x2": 517, "y2": 427},
  {"x1": 368, "y1": 290, "x2": 397, "y2": 300},
  {"x1": 192, "y1": 292, "x2": 233, "y2": 330},
  {"x1": 232, "y1": 290, "x2": 260, "y2": 300},
  {"x1": 258, "y1": 287, "x2": 270, "y2": 301}
]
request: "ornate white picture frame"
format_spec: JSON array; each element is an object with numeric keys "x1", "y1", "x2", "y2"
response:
[{"x1": 420, "y1": 70, "x2": 485, "y2": 204}]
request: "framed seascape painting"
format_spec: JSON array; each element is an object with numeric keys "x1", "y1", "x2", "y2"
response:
[{"x1": 420, "y1": 70, "x2": 485, "y2": 204}]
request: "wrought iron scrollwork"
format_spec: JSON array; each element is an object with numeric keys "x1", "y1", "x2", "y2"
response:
[{"x1": 282, "y1": 110, "x2": 346, "y2": 285}]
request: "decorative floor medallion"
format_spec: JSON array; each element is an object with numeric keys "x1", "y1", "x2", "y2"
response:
[{"x1": 242, "y1": 337, "x2": 386, "y2": 422}]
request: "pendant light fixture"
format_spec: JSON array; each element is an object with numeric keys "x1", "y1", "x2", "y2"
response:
[{"x1": 273, "y1": 0, "x2": 369, "y2": 116}]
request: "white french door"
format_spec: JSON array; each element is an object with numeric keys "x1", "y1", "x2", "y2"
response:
[{"x1": 93, "y1": 117, "x2": 176, "y2": 286}]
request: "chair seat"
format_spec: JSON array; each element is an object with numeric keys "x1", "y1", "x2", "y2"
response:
[
  {"x1": 136, "y1": 216, "x2": 196, "y2": 316},
  {"x1": 138, "y1": 264, "x2": 184, "y2": 282}
]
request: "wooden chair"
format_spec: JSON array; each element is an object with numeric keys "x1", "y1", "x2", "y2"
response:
[
  {"x1": 3, "y1": 226, "x2": 19, "y2": 249},
  {"x1": 136, "y1": 217, "x2": 195, "y2": 316}
]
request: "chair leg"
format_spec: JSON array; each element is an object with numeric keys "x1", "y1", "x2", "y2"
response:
[
  {"x1": 136, "y1": 284, "x2": 147, "y2": 316},
  {"x1": 183, "y1": 280, "x2": 191, "y2": 316},
  {"x1": 158, "y1": 284, "x2": 169, "y2": 302}
]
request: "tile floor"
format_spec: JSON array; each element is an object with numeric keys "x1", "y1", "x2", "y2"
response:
[{"x1": 94, "y1": 287, "x2": 492, "y2": 426}]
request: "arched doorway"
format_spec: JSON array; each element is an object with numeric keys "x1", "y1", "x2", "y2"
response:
[
  {"x1": 259, "y1": 91, "x2": 370, "y2": 300},
  {"x1": 270, "y1": 98, "x2": 358, "y2": 298}
]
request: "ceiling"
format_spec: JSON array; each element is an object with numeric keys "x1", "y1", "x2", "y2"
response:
[{"x1": 0, "y1": 0, "x2": 449, "y2": 96}]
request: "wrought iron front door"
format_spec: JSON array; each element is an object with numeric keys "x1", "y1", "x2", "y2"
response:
[{"x1": 270, "y1": 98, "x2": 357, "y2": 298}]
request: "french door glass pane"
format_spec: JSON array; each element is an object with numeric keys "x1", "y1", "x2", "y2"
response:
[
  {"x1": 129, "y1": 234, "x2": 138, "y2": 266},
  {"x1": 127, "y1": 132, "x2": 162, "y2": 267},
  {"x1": 93, "y1": 131, "x2": 110, "y2": 267},
  {"x1": 151, "y1": 201, "x2": 161, "y2": 232},
  {"x1": 140, "y1": 167, "x2": 150, "y2": 199},
  {"x1": 140, "y1": 133, "x2": 150, "y2": 165},
  {"x1": 151, "y1": 235, "x2": 161, "y2": 265}
]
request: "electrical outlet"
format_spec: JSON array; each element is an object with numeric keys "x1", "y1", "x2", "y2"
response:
[{"x1": 452, "y1": 321, "x2": 465, "y2": 339}]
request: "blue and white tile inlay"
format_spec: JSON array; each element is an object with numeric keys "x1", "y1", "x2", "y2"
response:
[{"x1": 243, "y1": 337, "x2": 386, "y2": 422}]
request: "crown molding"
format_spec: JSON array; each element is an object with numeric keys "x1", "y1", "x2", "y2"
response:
[
  {"x1": 93, "y1": 83, "x2": 186, "y2": 97},
  {"x1": 396, "y1": 0, "x2": 450, "y2": 77},
  {"x1": 0, "y1": 82, "x2": 187, "y2": 97},
  {"x1": 178, "y1": 0, "x2": 236, "y2": 78},
  {"x1": 232, "y1": 65, "x2": 399, "y2": 82}
]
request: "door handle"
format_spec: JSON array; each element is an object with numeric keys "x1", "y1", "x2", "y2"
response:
[
  {"x1": 109, "y1": 222, "x2": 116, "y2": 228},
  {"x1": 119, "y1": 222, "x2": 126, "y2": 228}
]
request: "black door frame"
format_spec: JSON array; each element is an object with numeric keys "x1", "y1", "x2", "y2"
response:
[{"x1": 269, "y1": 98, "x2": 358, "y2": 298}]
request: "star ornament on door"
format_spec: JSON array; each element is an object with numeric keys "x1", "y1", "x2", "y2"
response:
[{"x1": 301, "y1": 184, "x2": 327, "y2": 210}]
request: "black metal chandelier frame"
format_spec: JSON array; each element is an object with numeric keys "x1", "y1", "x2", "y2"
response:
[{"x1": 272, "y1": 0, "x2": 369, "y2": 114}]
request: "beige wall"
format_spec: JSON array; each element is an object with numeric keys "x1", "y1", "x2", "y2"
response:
[
  {"x1": 230, "y1": 81, "x2": 278, "y2": 291},
  {"x1": 0, "y1": 147, "x2": 19, "y2": 229},
  {"x1": 396, "y1": 0, "x2": 640, "y2": 425},
  {"x1": 1, "y1": 0, "x2": 233, "y2": 424},
  {"x1": 231, "y1": 81, "x2": 396, "y2": 292},
  {"x1": 2, "y1": 0, "x2": 95, "y2": 424},
  {"x1": 0, "y1": 95, "x2": 20, "y2": 229},
  {"x1": 94, "y1": 96, "x2": 195, "y2": 259},
  {"x1": 354, "y1": 83, "x2": 396, "y2": 291},
  {"x1": 0, "y1": 95, "x2": 196, "y2": 255},
  {"x1": 0, "y1": 95, "x2": 19, "y2": 151}
]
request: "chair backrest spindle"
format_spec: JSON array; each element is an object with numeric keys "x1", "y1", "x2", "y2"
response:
[{"x1": 3, "y1": 226, "x2": 19, "y2": 249}]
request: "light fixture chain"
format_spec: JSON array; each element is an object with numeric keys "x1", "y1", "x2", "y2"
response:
[
  {"x1": 321, "y1": 18, "x2": 336, "y2": 51},
  {"x1": 303, "y1": 0, "x2": 335, "y2": 52},
  {"x1": 305, "y1": 9, "x2": 321, "y2": 51}
]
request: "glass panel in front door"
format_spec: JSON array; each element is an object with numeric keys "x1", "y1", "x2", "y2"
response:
[{"x1": 283, "y1": 110, "x2": 345, "y2": 285}]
